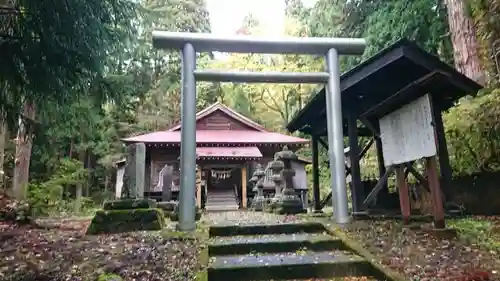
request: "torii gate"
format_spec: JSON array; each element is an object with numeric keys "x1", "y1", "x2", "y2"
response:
[{"x1": 152, "y1": 31, "x2": 366, "y2": 231}]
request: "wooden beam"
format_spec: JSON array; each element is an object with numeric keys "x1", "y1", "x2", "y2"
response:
[
  {"x1": 359, "y1": 72, "x2": 446, "y2": 120},
  {"x1": 196, "y1": 169, "x2": 202, "y2": 208},
  {"x1": 426, "y1": 156, "x2": 446, "y2": 229},
  {"x1": 430, "y1": 94, "x2": 452, "y2": 201},
  {"x1": 348, "y1": 111, "x2": 364, "y2": 212},
  {"x1": 360, "y1": 117, "x2": 380, "y2": 137},
  {"x1": 362, "y1": 166, "x2": 394, "y2": 208},
  {"x1": 359, "y1": 137, "x2": 374, "y2": 159},
  {"x1": 312, "y1": 119, "x2": 373, "y2": 137},
  {"x1": 405, "y1": 163, "x2": 430, "y2": 192},
  {"x1": 375, "y1": 137, "x2": 387, "y2": 192},
  {"x1": 241, "y1": 166, "x2": 248, "y2": 208},
  {"x1": 396, "y1": 165, "x2": 411, "y2": 225},
  {"x1": 319, "y1": 167, "x2": 352, "y2": 209},
  {"x1": 311, "y1": 136, "x2": 321, "y2": 212}
]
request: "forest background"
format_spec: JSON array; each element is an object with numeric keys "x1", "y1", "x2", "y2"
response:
[{"x1": 0, "y1": 0, "x2": 499, "y2": 216}]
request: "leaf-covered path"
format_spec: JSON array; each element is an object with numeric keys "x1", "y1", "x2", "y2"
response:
[
  {"x1": 341, "y1": 218, "x2": 500, "y2": 281},
  {"x1": 0, "y1": 218, "x2": 200, "y2": 281}
]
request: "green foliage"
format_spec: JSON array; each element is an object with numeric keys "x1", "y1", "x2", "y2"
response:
[
  {"x1": 448, "y1": 218, "x2": 500, "y2": 250},
  {"x1": 98, "y1": 273, "x2": 123, "y2": 281},
  {"x1": 86, "y1": 208, "x2": 165, "y2": 234},
  {"x1": 27, "y1": 158, "x2": 93, "y2": 217},
  {"x1": 0, "y1": 0, "x2": 138, "y2": 120},
  {"x1": 103, "y1": 198, "x2": 157, "y2": 210},
  {"x1": 1, "y1": 0, "x2": 214, "y2": 218},
  {"x1": 306, "y1": 0, "x2": 452, "y2": 71},
  {"x1": 444, "y1": 89, "x2": 500, "y2": 175}
]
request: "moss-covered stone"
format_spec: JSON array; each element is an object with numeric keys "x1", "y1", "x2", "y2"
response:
[
  {"x1": 103, "y1": 198, "x2": 157, "y2": 210},
  {"x1": 169, "y1": 204, "x2": 202, "y2": 221},
  {"x1": 86, "y1": 208, "x2": 165, "y2": 235},
  {"x1": 157, "y1": 201, "x2": 178, "y2": 218},
  {"x1": 170, "y1": 210, "x2": 202, "y2": 221}
]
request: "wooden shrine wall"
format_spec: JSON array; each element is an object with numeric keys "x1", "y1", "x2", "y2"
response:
[{"x1": 195, "y1": 111, "x2": 256, "y2": 131}]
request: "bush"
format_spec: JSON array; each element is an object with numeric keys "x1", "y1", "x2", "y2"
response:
[
  {"x1": 0, "y1": 193, "x2": 31, "y2": 223},
  {"x1": 86, "y1": 208, "x2": 165, "y2": 235},
  {"x1": 103, "y1": 198, "x2": 157, "y2": 210},
  {"x1": 445, "y1": 89, "x2": 500, "y2": 175}
]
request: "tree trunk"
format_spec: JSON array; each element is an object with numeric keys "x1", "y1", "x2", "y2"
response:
[
  {"x1": 12, "y1": 101, "x2": 36, "y2": 200},
  {"x1": 0, "y1": 115, "x2": 6, "y2": 190},
  {"x1": 74, "y1": 149, "x2": 86, "y2": 213},
  {"x1": 444, "y1": 0, "x2": 484, "y2": 83}
]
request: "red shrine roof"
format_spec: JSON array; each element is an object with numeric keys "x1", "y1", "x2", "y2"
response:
[
  {"x1": 196, "y1": 146, "x2": 262, "y2": 160},
  {"x1": 122, "y1": 130, "x2": 308, "y2": 144},
  {"x1": 123, "y1": 102, "x2": 308, "y2": 145}
]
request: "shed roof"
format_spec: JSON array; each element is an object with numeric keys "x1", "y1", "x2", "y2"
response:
[{"x1": 287, "y1": 38, "x2": 482, "y2": 135}]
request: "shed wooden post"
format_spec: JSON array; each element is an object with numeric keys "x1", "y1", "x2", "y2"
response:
[
  {"x1": 426, "y1": 156, "x2": 446, "y2": 229},
  {"x1": 311, "y1": 136, "x2": 321, "y2": 212},
  {"x1": 241, "y1": 166, "x2": 248, "y2": 208},
  {"x1": 396, "y1": 165, "x2": 411, "y2": 225},
  {"x1": 375, "y1": 137, "x2": 387, "y2": 192},
  {"x1": 431, "y1": 100, "x2": 452, "y2": 200},
  {"x1": 347, "y1": 112, "x2": 363, "y2": 213}
]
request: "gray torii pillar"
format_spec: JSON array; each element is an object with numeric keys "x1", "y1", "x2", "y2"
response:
[{"x1": 151, "y1": 31, "x2": 366, "y2": 230}]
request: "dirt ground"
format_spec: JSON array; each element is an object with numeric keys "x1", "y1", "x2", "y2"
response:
[
  {"x1": 0, "y1": 218, "x2": 201, "y2": 281},
  {"x1": 342, "y1": 216, "x2": 500, "y2": 281}
]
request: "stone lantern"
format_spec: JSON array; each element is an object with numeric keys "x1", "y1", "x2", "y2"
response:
[
  {"x1": 249, "y1": 174, "x2": 258, "y2": 208},
  {"x1": 273, "y1": 145, "x2": 305, "y2": 214},
  {"x1": 268, "y1": 158, "x2": 285, "y2": 206},
  {"x1": 250, "y1": 164, "x2": 266, "y2": 211}
]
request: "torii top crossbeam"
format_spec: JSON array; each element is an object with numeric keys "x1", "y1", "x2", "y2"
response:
[{"x1": 152, "y1": 31, "x2": 366, "y2": 55}]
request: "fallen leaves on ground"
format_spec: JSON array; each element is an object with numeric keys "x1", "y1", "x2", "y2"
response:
[
  {"x1": 0, "y1": 218, "x2": 200, "y2": 281},
  {"x1": 343, "y1": 218, "x2": 500, "y2": 281},
  {"x1": 202, "y1": 211, "x2": 301, "y2": 225}
]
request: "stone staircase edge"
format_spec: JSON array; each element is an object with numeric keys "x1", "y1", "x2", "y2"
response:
[
  {"x1": 207, "y1": 253, "x2": 367, "y2": 270},
  {"x1": 319, "y1": 220, "x2": 409, "y2": 281}
]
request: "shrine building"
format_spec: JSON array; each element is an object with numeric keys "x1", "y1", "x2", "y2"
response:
[{"x1": 120, "y1": 102, "x2": 309, "y2": 211}]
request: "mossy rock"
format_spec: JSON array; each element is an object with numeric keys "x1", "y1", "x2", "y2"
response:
[
  {"x1": 103, "y1": 198, "x2": 157, "y2": 210},
  {"x1": 170, "y1": 210, "x2": 202, "y2": 221},
  {"x1": 157, "y1": 201, "x2": 178, "y2": 212},
  {"x1": 169, "y1": 204, "x2": 201, "y2": 221},
  {"x1": 86, "y1": 208, "x2": 165, "y2": 235}
]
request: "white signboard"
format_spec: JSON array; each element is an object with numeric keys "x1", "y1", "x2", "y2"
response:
[{"x1": 379, "y1": 94, "x2": 437, "y2": 166}]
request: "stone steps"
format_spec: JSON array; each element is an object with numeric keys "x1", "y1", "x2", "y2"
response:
[
  {"x1": 206, "y1": 221, "x2": 389, "y2": 281},
  {"x1": 208, "y1": 251, "x2": 370, "y2": 281},
  {"x1": 209, "y1": 221, "x2": 325, "y2": 237},
  {"x1": 205, "y1": 204, "x2": 240, "y2": 211},
  {"x1": 206, "y1": 190, "x2": 239, "y2": 211},
  {"x1": 209, "y1": 233, "x2": 346, "y2": 256}
]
